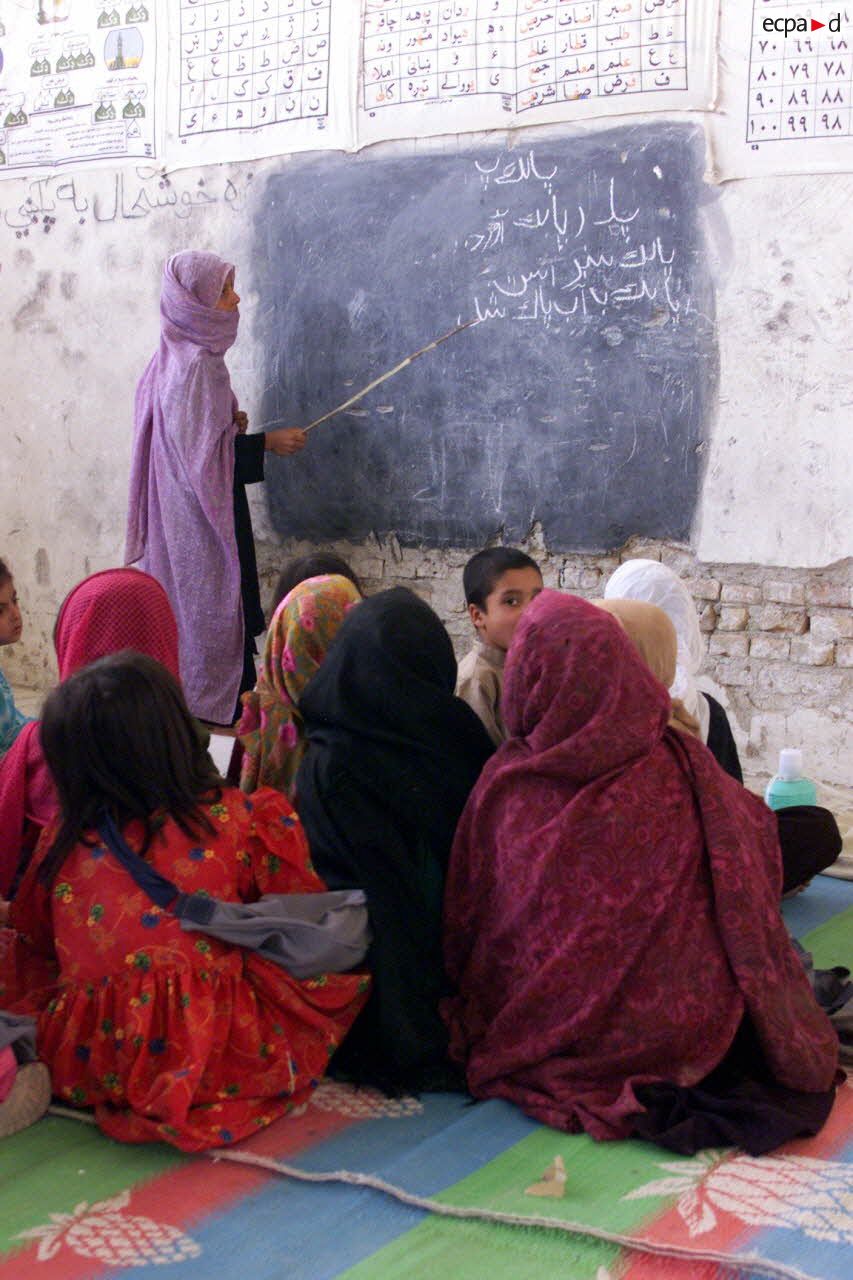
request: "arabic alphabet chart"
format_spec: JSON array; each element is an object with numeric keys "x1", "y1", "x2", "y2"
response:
[
  {"x1": 171, "y1": 0, "x2": 357, "y2": 165},
  {"x1": 358, "y1": 0, "x2": 715, "y2": 147},
  {"x1": 0, "y1": 0, "x2": 162, "y2": 175},
  {"x1": 711, "y1": 2, "x2": 853, "y2": 178}
]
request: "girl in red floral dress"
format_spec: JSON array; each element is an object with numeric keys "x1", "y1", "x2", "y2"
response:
[{"x1": 2, "y1": 652, "x2": 368, "y2": 1151}]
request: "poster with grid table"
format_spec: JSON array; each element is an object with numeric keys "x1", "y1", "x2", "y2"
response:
[
  {"x1": 357, "y1": 0, "x2": 715, "y2": 149},
  {"x1": 170, "y1": 0, "x2": 357, "y2": 166},
  {"x1": 711, "y1": 0, "x2": 853, "y2": 178}
]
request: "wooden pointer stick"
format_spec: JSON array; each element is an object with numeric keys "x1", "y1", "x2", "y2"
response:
[{"x1": 302, "y1": 318, "x2": 478, "y2": 433}]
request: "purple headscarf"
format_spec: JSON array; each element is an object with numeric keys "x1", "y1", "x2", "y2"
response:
[{"x1": 125, "y1": 251, "x2": 244, "y2": 724}]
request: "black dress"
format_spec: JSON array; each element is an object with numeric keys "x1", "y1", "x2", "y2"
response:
[
  {"x1": 233, "y1": 433, "x2": 266, "y2": 711},
  {"x1": 702, "y1": 694, "x2": 840, "y2": 892},
  {"x1": 704, "y1": 692, "x2": 743, "y2": 783},
  {"x1": 296, "y1": 588, "x2": 494, "y2": 1093}
]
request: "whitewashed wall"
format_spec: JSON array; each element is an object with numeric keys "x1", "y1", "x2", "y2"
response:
[
  {"x1": 695, "y1": 173, "x2": 853, "y2": 568},
  {"x1": 1, "y1": 123, "x2": 851, "y2": 782}
]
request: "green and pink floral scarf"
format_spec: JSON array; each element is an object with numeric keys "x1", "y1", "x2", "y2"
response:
[{"x1": 237, "y1": 574, "x2": 361, "y2": 797}]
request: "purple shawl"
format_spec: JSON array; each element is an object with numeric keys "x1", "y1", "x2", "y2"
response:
[{"x1": 125, "y1": 251, "x2": 244, "y2": 724}]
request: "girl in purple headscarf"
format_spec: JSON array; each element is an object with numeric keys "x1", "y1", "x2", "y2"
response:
[{"x1": 125, "y1": 251, "x2": 305, "y2": 725}]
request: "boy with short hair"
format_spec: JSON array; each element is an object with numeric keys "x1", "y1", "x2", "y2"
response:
[{"x1": 456, "y1": 547, "x2": 543, "y2": 746}]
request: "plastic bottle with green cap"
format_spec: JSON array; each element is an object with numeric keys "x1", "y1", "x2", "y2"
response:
[{"x1": 764, "y1": 748, "x2": 818, "y2": 811}]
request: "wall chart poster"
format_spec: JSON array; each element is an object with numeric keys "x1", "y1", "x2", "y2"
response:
[
  {"x1": 712, "y1": 1, "x2": 853, "y2": 178},
  {"x1": 0, "y1": 0, "x2": 161, "y2": 174},
  {"x1": 357, "y1": 0, "x2": 717, "y2": 148},
  {"x1": 168, "y1": 0, "x2": 358, "y2": 167},
  {"x1": 0, "y1": 0, "x2": 722, "y2": 179}
]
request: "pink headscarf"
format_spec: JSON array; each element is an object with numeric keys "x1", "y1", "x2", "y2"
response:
[
  {"x1": 125, "y1": 250, "x2": 244, "y2": 724},
  {"x1": 0, "y1": 569, "x2": 180, "y2": 895},
  {"x1": 442, "y1": 592, "x2": 838, "y2": 1139},
  {"x1": 54, "y1": 568, "x2": 179, "y2": 683}
]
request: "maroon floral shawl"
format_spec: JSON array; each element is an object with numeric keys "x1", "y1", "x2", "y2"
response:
[{"x1": 442, "y1": 591, "x2": 838, "y2": 1140}]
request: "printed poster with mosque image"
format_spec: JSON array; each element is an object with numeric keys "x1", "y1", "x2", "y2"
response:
[{"x1": 0, "y1": 0, "x2": 162, "y2": 174}]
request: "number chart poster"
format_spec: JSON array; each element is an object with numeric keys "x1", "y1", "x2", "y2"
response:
[{"x1": 711, "y1": 0, "x2": 853, "y2": 178}]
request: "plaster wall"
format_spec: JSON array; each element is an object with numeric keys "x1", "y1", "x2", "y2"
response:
[
  {"x1": 0, "y1": 127, "x2": 850, "y2": 783},
  {"x1": 694, "y1": 174, "x2": 853, "y2": 568}
]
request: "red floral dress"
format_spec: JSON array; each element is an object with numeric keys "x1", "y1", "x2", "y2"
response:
[{"x1": 2, "y1": 787, "x2": 369, "y2": 1151}]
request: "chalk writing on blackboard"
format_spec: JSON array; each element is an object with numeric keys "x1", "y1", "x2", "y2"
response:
[
  {"x1": 746, "y1": 1, "x2": 852, "y2": 144},
  {"x1": 465, "y1": 151, "x2": 686, "y2": 327}
]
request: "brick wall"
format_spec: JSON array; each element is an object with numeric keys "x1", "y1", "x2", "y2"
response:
[{"x1": 257, "y1": 533, "x2": 853, "y2": 787}]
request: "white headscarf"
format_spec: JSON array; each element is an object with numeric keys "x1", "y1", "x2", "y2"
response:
[{"x1": 604, "y1": 559, "x2": 711, "y2": 742}]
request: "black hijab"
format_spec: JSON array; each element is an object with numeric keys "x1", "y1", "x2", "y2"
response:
[{"x1": 296, "y1": 587, "x2": 494, "y2": 1091}]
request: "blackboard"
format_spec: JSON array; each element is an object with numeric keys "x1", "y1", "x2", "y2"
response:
[{"x1": 253, "y1": 124, "x2": 717, "y2": 553}]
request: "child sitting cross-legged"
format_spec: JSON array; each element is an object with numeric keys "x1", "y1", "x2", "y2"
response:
[
  {"x1": 1, "y1": 651, "x2": 369, "y2": 1151},
  {"x1": 455, "y1": 547, "x2": 543, "y2": 746}
]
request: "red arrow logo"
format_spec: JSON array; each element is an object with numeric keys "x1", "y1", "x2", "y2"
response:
[{"x1": 811, "y1": 18, "x2": 825, "y2": 30}]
